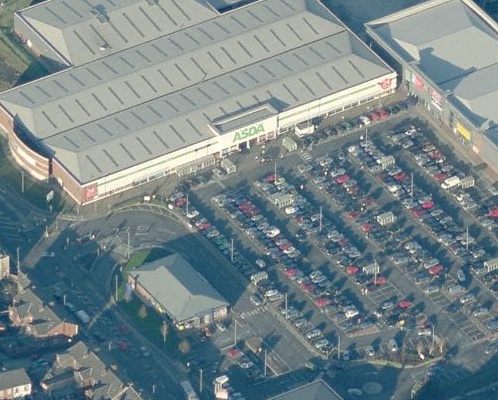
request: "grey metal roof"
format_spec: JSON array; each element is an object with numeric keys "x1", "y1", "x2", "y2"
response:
[
  {"x1": 0, "y1": 368, "x2": 31, "y2": 390},
  {"x1": 2, "y1": 0, "x2": 393, "y2": 183},
  {"x1": 17, "y1": 0, "x2": 217, "y2": 65},
  {"x1": 267, "y1": 380, "x2": 344, "y2": 400},
  {"x1": 366, "y1": 0, "x2": 498, "y2": 129},
  {"x1": 132, "y1": 254, "x2": 228, "y2": 324}
]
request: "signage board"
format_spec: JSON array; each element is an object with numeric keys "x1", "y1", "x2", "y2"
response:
[
  {"x1": 232, "y1": 123, "x2": 265, "y2": 143},
  {"x1": 456, "y1": 123, "x2": 471, "y2": 141},
  {"x1": 46, "y1": 190, "x2": 54, "y2": 203}
]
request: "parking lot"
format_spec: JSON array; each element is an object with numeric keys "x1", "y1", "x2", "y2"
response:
[{"x1": 152, "y1": 101, "x2": 498, "y2": 398}]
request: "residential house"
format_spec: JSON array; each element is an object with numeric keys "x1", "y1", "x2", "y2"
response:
[
  {"x1": 41, "y1": 341, "x2": 143, "y2": 400},
  {"x1": 0, "y1": 368, "x2": 31, "y2": 399},
  {"x1": 9, "y1": 289, "x2": 78, "y2": 338}
]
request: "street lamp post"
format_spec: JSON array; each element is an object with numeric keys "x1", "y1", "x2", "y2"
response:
[
  {"x1": 234, "y1": 319, "x2": 238, "y2": 347},
  {"x1": 127, "y1": 229, "x2": 130, "y2": 259}
]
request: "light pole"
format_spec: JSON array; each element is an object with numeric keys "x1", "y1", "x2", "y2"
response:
[
  {"x1": 127, "y1": 229, "x2": 131, "y2": 259},
  {"x1": 319, "y1": 206, "x2": 323, "y2": 233},
  {"x1": 152, "y1": 384, "x2": 156, "y2": 399},
  {"x1": 231, "y1": 238, "x2": 234, "y2": 262},
  {"x1": 264, "y1": 349, "x2": 267, "y2": 377},
  {"x1": 199, "y1": 369, "x2": 203, "y2": 393},
  {"x1": 21, "y1": 170, "x2": 24, "y2": 194},
  {"x1": 234, "y1": 319, "x2": 238, "y2": 347},
  {"x1": 432, "y1": 325, "x2": 435, "y2": 349},
  {"x1": 410, "y1": 173, "x2": 414, "y2": 198}
]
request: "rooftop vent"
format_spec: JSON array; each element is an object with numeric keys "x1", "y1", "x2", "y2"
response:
[{"x1": 90, "y1": 6, "x2": 109, "y2": 24}]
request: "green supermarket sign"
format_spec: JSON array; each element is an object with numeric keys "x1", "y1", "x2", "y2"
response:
[{"x1": 232, "y1": 123, "x2": 265, "y2": 143}]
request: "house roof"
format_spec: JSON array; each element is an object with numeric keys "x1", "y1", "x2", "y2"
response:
[
  {"x1": 366, "y1": 0, "x2": 498, "y2": 129},
  {"x1": 0, "y1": 368, "x2": 31, "y2": 390},
  {"x1": 47, "y1": 342, "x2": 143, "y2": 399},
  {"x1": 266, "y1": 380, "x2": 344, "y2": 400},
  {"x1": 12, "y1": 288, "x2": 65, "y2": 336},
  {"x1": 1, "y1": 0, "x2": 393, "y2": 184},
  {"x1": 132, "y1": 253, "x2": 229, "y2": 324}
]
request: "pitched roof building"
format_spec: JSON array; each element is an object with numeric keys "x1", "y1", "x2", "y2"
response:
[
  {"x1": 366, "y1": 0, "x2": 498, "y2": 174},
  {"x1": 41, "y1": 341, "x2": 143, "y2": 399},
  {"x1": 0, "y1": 0, "x2": 395, "y2": 204},
  {"x1": 9, "y1": 288, "x2": 78, "y2": 339},
  {"x1": 0, "y1": 368, "x2": 32, "y2": 400},
  {"x1": 129, "y1": 253, "x2": 229, "y2": 329},
  {"x1": 266, "y1": 380, "x2": 345, "y2": 400}
]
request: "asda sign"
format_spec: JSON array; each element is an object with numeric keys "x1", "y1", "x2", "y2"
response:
[{"x1": 232, "y1": 123, "x2": 265, "y2": 143}]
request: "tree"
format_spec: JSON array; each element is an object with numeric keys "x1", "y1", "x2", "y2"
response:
[
  {"x1": 178, "y1": 338, "x2": 191, "y2": 354},
  {"x1": 160, "y1": 321, "x2": 169, "y2": 343},
  {"x1": 138, "y1": 305, "x2": 148, "y2": 319}
]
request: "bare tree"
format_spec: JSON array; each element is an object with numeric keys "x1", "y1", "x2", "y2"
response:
[
  {"x1": 160, "y1": 321, "x2": 169, "y2": 343},
  {"x1": 178, "y1": 338, "x2": 191, "y2": 354},
  {"x1": 138, "y1": 304, "x2": 148, "y2": 319}
]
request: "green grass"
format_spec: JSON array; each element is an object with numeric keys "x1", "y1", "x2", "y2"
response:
[
  {"x1": 119, "y1": 295, "x2": 180, "y2": 356},
  {"x1": 117, "y1": 247, "x2": 197, "y2": 360}
]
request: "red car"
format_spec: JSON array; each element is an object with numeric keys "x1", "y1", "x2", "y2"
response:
[
  {"x1": 287, "y1": 269, "x2": 299, "y2": 279},
  {"x1": 314, "y1": 297, "x2": 331, "y2": 307},
  {"x1": 198, "y1": 223, "x2": 211, "y2": 231},
  {"x1": 335, "y1": 174, "x2": 350, "y2": 184},
  {"x1": 412, "y1": 209, "x2": 425, "y2": 219},
  {"x1": 348, "y1": 211, "x2": 360, "y2": 220},
  {"x1": 377, "y1": 109, "x2": 389, "y2": 120},
  {"x1": 346, "y1": 266, "x2": 360, "y2": 275},
  {"x1": 227, "y1": 348, "x2": 243, "y2": 358},
  {"x1": 489, "y1": 208, "x2": 498, "y2": 218},
  {"x1": 429, "y1": 264, "x2": 444, "y2": 275},
  {"x1": 373, "y1": 275, "x2": 387, "y2": 285},
  {"x1": 361, "y1": 223, "x2": 373, "y2": 233},
  {"x1": 433, "y1": 173, "x2": 447, "y2": 183},
  {"x1": 421, "y1": 201, "x2": 435, "y2": 210},
  {"x1": 398, "y1": 300, "x2": 412, "y2": 309},
  {"x1": 369, "y1": 111, "x2": 380, "y2": 121},
  {"x1": 393, "y1": 172, "x2": 407, "y2": 182}
]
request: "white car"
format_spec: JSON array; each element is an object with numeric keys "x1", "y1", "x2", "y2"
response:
[
  {"x1": 255, "y1": 259, "x2": 267, "y2": 269},
  {"x1": 284, "y1": 206, "x2": 299, "y2": 215},
  {"x1": 365, "y1": 346, "x2": 375, "y2": 357},
  {"x1": 418, "y1": 328, "x2": 432, "y2": 336},
  {"x1": 359, "y1": 115, "x2": 371, "y2": 126},
  {"x1": 186, "y1": 210, "x2": 199, "y2": 219},
  {"x1": 342, "y1": 350, "x2": 351, "y2": 361},
  {"x1": 314, "y1": 339, "x2": 330, "y2": 349},
  {"x1": 264, "y1": 289, "x2": 279, "y2": 298},
  {"x1": 41, "y1": 251, "x2": 55, "y2": 258}
]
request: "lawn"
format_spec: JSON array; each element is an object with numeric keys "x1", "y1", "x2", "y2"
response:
[
  {"x1": 0, "y1": 0, "x2": 48, "y2": 91},
  {"x1": 117, "y1": 247, "x2": 199, "y2": 359}
]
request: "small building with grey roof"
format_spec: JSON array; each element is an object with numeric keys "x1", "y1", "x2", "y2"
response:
[
  {"x1": 0, "y1": 0, "x2": 395, "y2": 204},
  {"x1": 266, "y1": 380, "x2": 345, "y2": 400},
  {"x1": 366, "y1": 0, "x2": 498, "y2": 175},
  {"x1": 128, "y1": 253, "x2": 229, "y2": 329}
]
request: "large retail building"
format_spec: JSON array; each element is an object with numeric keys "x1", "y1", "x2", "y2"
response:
[
  {"x1": 0, "y1": 0, "x2": 395, "y2": 204},
  {"x1": 366, "y1": 0, "x2": 498, "y2": 174}
]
